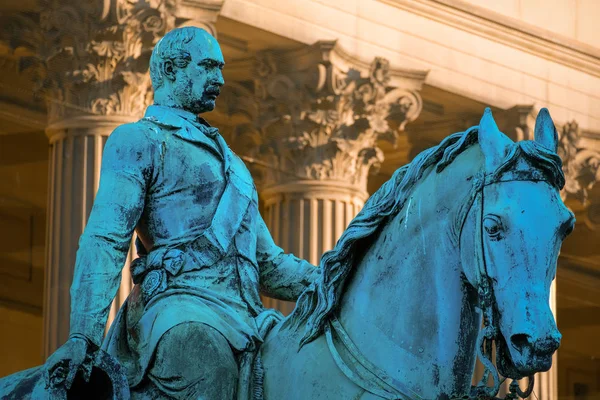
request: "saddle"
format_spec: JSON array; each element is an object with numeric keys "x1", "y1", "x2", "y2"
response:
[{"x1": 237, "y1": 308, "x2": 283, "y2": 400}]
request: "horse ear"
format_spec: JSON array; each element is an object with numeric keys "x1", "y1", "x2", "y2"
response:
[
  {"x1": 534, "y1": 108, "x2": 558, "y2": 153},
  {"x1": 478, "y1": 107, "x2": 513, "y2": 172}
]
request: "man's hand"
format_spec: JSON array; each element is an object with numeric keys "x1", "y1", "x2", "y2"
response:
[{"x1": 44, "y1": 336, "x2": 94, "y2": 391}]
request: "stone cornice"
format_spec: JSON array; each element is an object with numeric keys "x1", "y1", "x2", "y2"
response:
[
  {"x1": 378, "y1": 0, "x2": 600, "y2": 78},
  {"x1": 0, "y1": 100, "x2": 46, "y2": 133}
]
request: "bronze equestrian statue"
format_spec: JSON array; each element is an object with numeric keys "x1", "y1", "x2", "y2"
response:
[{"x1": 0, "y1": 26, "x2": 573, "y2": 400}]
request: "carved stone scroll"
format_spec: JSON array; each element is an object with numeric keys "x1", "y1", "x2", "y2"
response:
[
  {"x1": 558, "y1": 121, "x2": 600, "y2": 204},
  {"x1": 226, "y1": 41, "x2": 426, "y2": 192},
  {"x1": 36, "y1": 0, "x2": 178, "y2": 122}
]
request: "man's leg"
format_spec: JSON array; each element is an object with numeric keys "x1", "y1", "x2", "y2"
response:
[{"x1": 132, "y1": 322, "x2": 239, "y2": 400}]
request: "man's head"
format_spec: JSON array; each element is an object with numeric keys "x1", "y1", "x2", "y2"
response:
[{"x1": 150, "y1": 27, "x2": 225, "y2": 114}]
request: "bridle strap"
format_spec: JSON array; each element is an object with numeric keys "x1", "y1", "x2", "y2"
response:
[
  {"x1": 322, "y1": 172, "x2": 545, "y2": 400},
  {"x1": 461, "y1": 173, "x2": 538, "y2": 399},
  {"x1": 460, "y1": 178, "x2": 503, "y2": 397}
]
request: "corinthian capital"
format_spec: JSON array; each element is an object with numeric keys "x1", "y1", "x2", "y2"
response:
[
  {"x1": 2, "y1": 1, "x2": 227, "y2": 125},
  {"x1": 228, "y1": 41, "x2": 427, "y2": 190},
  {"x1": 558, "y1": 121, "x2": 600, "y2": 204},
  {"x1": 35, "y1": 0, "x2": 180, "y2": 123}
]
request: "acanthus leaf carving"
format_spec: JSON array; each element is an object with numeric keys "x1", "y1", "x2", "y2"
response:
[
  {"x1": 2, "y1": 0, "x2": 179, "y2": 123},
  {"x1": 235, "y1": 43, "x2": 425, "y2": 191},
  {"x1": 558, "y1": 120, "x2": 600, "y2": 204},
  {"x1": 42, "y1": 0, "x2": 178, "y2": 122}
]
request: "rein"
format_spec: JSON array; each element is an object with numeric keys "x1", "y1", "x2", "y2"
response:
[{"x1": 324, "y1": 171, "x2": 548, "y2": 400}]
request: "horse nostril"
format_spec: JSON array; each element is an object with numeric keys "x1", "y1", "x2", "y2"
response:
[
  {"x1": 542, "y1": 332, "x2": 562, "y2": 353},
  {"x1": 510, "y1": 333, "x2": 531, "y2": 352}
]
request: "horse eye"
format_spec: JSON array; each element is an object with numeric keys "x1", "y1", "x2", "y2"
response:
[{"x1": 483, "y1": 216, "x2": 503, "y2": 238}]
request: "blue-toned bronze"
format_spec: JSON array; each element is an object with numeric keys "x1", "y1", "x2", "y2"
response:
[
  {"x1": 0, "y1": 26, "x2": 573, "y2": 400},
  {"x1": 261, "y1": 108, "x2": 571, "y2": 399}
]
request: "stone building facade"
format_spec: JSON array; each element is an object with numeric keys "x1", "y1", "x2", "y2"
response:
[{"x1": 0, "y1": 0, "x2": 599, "y2": 398}]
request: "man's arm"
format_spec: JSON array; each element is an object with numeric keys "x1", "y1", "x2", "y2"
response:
[
  {"x1": 69, "y1": 123, "x2": 154, "y2": 347},
  {"x1": 255, "y1": 212, "x2": 321, "y2": 301}
]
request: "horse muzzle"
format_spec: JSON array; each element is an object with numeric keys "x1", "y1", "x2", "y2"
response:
[{"x1": 497, "y1": 330, "x2": 561, "y2": 379}]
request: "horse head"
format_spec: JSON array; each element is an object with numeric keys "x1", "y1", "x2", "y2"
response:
[
  {"x1": 277, "y1": 107, "x2": 576, "y2": 399},
  {"x1": 461, "y1": 108, "x2": 575, "y2": 382}
]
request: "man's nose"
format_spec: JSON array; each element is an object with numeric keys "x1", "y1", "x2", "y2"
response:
[{"x1": 213, "y1": 70, "x2": 224, "y2": 86}]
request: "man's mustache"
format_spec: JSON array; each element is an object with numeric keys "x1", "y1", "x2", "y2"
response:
[{"x1": 205, "y1": 86, "x2": 221, "y2": 96}]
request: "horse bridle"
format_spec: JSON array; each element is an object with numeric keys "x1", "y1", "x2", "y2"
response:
[
  {"x1": 461, "y1": 171, "x2": 551, "y2": 400},
  {"x1": 324, "y1": 170, "x2": 554, "y2": 400}
]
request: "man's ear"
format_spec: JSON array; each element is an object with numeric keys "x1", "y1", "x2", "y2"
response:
[{"x1": 162, "y1": 60, "x2": 176, "y2": 82}]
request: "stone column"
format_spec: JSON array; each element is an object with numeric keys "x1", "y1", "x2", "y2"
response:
[
  {"x1": 262, "y1": 181, "x2": 367, "y2": 266},
  {"x1": 528, "y1": 280, "x2": 558, "y2": 399},
  {"x1": 44, "y1": 117, "x2": 139, "y2": 352},
  {"x1": 225, "y1": 42, "x2": 426, "y2": 314},
  {"x1": 38, "y1": 0, "x2": 181, "y2": 356},
  {"x1": 260, "y1": 181, "x2": 369, "y2": 315}
]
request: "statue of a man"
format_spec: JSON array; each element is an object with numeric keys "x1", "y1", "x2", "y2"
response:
[{"x1": 44, "y1": 27, "x2": 320, "y2": 399}]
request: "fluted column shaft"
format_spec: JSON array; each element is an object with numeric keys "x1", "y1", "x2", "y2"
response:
[
  {"x1": 260, "y1": 181, "x2": 368, "y2": 314},
  {"x1": 43, "y1": 116, "x2": 136, "y2": 356},
  {"x1": 532, "y1": 281, "x2": 558, "y2": 399}
]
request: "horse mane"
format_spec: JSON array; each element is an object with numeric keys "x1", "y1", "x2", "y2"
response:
[{"x1": 286, "y1": 126, "x2": 565, "y2": 348}]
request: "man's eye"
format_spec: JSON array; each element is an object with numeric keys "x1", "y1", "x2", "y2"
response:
[{"x1": 198, "y1": 60, "x2": 223, "y2": 71}]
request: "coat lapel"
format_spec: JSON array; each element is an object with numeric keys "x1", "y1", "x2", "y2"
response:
[
  {"x1": 143, "y1": 105, "x2": 222, "y2": 157},
  {"x1": 143, "y1": 105, "x2": 256, "y2": 198}
]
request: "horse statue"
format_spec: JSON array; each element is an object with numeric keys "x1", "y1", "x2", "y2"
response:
[
  {"x1": 259, "y1": 108, "x2": 573, "y2": 399},
  {"x1": 0, "y1": 108, "x2": 572, "y2": 400}
]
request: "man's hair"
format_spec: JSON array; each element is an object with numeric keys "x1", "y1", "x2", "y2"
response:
[{"x1": 149, "y1": 27, "x2": 207, "y2": 89}]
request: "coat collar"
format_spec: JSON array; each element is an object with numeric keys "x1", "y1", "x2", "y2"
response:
[{"x1": 143, "y1": 105, "x2": 221, "y2": 154}]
